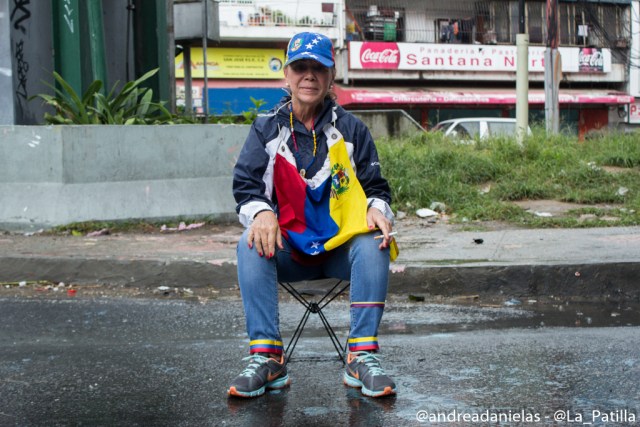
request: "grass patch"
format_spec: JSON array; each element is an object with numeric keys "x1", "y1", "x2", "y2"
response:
[
  {"x1": 47, "y1": 220, "x2": 162, "y2": 235},
  {"x1": 45, "y1": 217, "x2": 230, "y2": 236},
  {"x1": 377, "y1": 128, "x2": 640, "y2": 228}
]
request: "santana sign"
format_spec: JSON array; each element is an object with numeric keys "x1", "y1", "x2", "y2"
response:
[{"x1": 349, "y1": 42, "x2": 611, "y2": 73}]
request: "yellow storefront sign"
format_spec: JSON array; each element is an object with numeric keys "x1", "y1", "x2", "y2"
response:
[{"x1": 176, "y1": 47, "x2": 285, "y2": 79}]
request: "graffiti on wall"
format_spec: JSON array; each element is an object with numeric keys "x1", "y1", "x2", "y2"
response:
[
  {"x1": 10, "y1": 0, "x2": 30, "y2": 32},
  {"x1": 10, "y1": 0, "x2": 31, "y2": 101},
  {"x1": 62, "y1": 0, "x2": 74, "y2": 33}
]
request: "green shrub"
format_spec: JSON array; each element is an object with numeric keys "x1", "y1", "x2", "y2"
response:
[
  {"x1": 378, "y1": 128, "x2": 640, "y2": 227},
  {"x1": 34, "y1": 69, "x2": 181, "y2": 125}
]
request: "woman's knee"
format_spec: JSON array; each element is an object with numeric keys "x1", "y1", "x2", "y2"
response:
[{"x1": 350, "y1": 232, "x2": 390, "y2": 261}]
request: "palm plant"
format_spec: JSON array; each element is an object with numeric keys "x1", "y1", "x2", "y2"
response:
[{"x1": 34, "y1": 69, "x2": 174, "y2": 125}]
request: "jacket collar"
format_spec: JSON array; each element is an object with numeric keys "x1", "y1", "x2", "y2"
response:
[{"x1": 274, "y1": 96, "x2": 338, "y2": 130}]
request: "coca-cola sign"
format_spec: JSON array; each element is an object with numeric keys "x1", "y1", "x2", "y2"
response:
[
  {"x1": 359, "y1": 42, "x2": 400, "y2": 69},
  {"x1": 579, "y1": 48, "x2": 604, "y2": 73}
]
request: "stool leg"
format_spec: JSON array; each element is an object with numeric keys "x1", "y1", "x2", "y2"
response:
[
  {"x1": 316, "y1": 307, "x2": 346, "y2": 364},
  {"x1": 285, "y1": 307, "x2": 311, "y2": 365}
]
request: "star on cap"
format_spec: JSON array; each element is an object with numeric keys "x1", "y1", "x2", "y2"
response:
[{"x1": 306, "y1": 43, "x2": 314, "y2": 50}]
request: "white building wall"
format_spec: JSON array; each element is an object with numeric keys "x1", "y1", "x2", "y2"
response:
[
  {"x1": 630, "y1": 1, "x2": 640, "y2": 97},
  {"x1": 217, "y1": 0, "x2": 341, "y2": 41}
]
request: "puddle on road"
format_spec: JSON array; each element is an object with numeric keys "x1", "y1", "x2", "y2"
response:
[
  {"x1": 517, "y1": 299, "x2": 640, "y2": 328},
  {"x1": 4, "y1": 286, "x2": 638, "y2": 340},
  {"x1": 379, "y1": 297, "x2": 640, "y2": 336},
  {"x1": 277, "y1": 295, "x2": 640, "y2": 339}
]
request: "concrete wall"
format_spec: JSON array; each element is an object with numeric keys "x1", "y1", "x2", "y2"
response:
[{"x1": 0, "y1": 124, "x2": 249, "y2": 231}]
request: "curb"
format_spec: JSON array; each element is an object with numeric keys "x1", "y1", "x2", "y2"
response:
[{"x1": 3, "y1": 256, "x2": 639, "y2": 301}]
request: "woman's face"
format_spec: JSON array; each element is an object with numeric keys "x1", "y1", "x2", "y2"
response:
[{"x1": 284, "y1": 59, "x2": 334, "y2": 109}]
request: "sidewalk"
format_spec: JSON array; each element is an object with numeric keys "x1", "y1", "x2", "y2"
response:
[{"x1": 1, "y1": 218, "x2": 639, "y2": 299}]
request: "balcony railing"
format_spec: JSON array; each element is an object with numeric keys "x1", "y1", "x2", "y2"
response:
[
  {"x1": 218, "y1": 1, "x2": 338, "y2": 28},
  {"x1": 215, "y1": 0, "x2": 339, "y2": 40}
]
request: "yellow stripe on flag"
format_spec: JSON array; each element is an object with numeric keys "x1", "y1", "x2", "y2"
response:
[{"x1": 323, "y1": 137, "x2": 370, "y2": 251}]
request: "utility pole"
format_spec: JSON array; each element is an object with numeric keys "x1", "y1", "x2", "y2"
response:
[
  {"x1": 544, "y1": 0, "x2": 561, "y2": 133},
  {"x1": 516, "y1": 0, "x2": 529, "y2": 144}
]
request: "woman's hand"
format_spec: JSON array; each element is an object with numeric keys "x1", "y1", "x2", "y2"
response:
[
  {"x1": 367, "y1": 207, "x2": 393, "y2": 249},
  {"x1": 248, "y1": 210, "x2": 283, "y2": 259}
]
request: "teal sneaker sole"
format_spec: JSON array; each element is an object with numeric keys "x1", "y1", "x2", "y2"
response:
[
  {"x1": 343, "y1": 371, "x2": 364, "y2": 388},
  {"x1": 343, "y1": 372, "x2": 396, "y2": 398},
  {"x1": 228, "y1": 374, "x2": 291, "y2": 398},
  {"x1": 266, "y1": 375, "x2": 291, "y2": 390}
]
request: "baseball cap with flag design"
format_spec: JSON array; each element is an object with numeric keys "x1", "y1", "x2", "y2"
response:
[{"x1": 284, "y1": 32, "x2": 335, "y2": 68}]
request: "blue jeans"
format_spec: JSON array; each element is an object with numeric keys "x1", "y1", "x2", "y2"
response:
[{"x1": 237, "y1": 229, "x2": 390, "y2": 355}]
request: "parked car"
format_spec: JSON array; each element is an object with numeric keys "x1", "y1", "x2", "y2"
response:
[{"x1": 432, "y1": 117, "x2": 531, "y2": 142}]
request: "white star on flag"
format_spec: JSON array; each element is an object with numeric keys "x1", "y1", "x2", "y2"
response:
[{"x1": 310, "y1": 241, "x2": 321, "y2": 249}]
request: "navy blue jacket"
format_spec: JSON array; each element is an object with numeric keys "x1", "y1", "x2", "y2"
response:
[{"x1": 232, "y1": 96, "x2": 393, "y2": 227}]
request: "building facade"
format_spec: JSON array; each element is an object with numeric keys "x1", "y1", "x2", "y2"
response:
[
  {"x1": 175, "y1": 0, "x2": 639, "y2": 138},
  {"x1": 2, "y1": 0, "x2": 636, "y2": 135}
]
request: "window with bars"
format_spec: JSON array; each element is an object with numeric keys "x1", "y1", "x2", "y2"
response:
[
  {"x1": 527, "y1": 2, "x2": 545, "y2": 44},
  {"x1": 345, "y1": 1, "x2": 629, "y2": 48},
  {"x1": 472, "y1": 1, "x2": 629, "y2": 47},
  {"x1": 560, "y1": 3, "x2": 629, "y2": 47}
]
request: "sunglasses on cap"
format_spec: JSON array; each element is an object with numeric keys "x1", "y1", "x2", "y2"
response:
[{"x1": 289, "y1": 60, "x2": 329, "y2": 74}]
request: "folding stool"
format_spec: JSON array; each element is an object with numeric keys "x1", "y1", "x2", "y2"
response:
[{"x1": 278, "y1": 279, "x2": 350, "y2": 365}]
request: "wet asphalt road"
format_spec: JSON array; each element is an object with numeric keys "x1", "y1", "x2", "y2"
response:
[{"x1": 0, "y1": 293, "x2": 639, "y2": 426}]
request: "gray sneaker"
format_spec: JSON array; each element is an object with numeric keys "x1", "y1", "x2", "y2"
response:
[
  {"x1": 343, "y1": 351, "x2": 396, "y2": 397},
  {"x1": 228, "y1": 353, "x2": 290, "y2": 398}
]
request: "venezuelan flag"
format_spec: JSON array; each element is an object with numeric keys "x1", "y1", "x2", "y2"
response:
[{"x1": 274, "y1": 130, "x2": 370, "y2": 256}]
